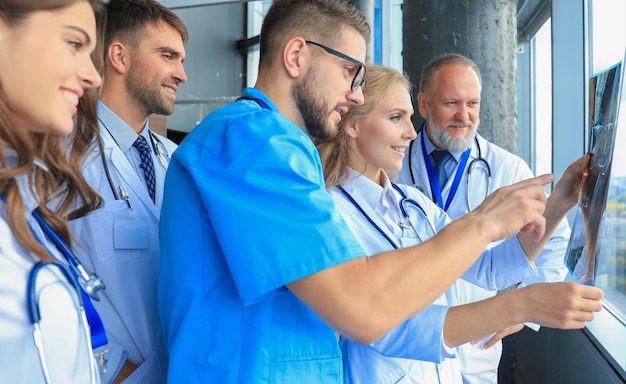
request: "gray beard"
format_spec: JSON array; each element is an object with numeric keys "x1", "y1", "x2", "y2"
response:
[{"x1": 427, "y1": 115, "x2": 479, "y2": 152}]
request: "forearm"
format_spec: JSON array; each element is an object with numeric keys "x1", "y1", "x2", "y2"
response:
[
  {"x1": 443, "y1": 280, "x2": 604, "y2": 347},
  {"x1": 289, "y1": 175, "x2": 552, "y2": 344},
  {"x1": 442, "y1": 290, "x2": 522, "y2": 347},
  {"x1": 517, "y1": 192, "x2": 572, "y2": 262},
  {"x1": 288, "y1": 212, "x2": 495, "y2": 344},
  {"x1": 518, "y1": 153, "x2": 589, "y2": 262},
  {"x1": 462, "y1": 236, "x2": 536, "y2": 290}
]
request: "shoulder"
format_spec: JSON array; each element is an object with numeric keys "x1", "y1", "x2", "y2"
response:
[
  {"x1": 477, "y1": 135, "x2": 525, "y2": 164},
  {"x1": 182, "y1": 99, "x2": 314, "y2": 164},
  {"x1": 150, "y1": 130, "x2": 178, "y2": 152},
  {"x1": 476, "y1": 135, "x2": 534, "y2": 179}
]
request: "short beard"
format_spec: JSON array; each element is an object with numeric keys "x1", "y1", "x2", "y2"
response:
[
  {"x1": 427, "y1": 115, "x2": 479, "y2": 152},
  {"x1": 126, "y1": 61, "x2": 174, "y2": 116},
  {"x1": 293, "y1": 68, "x2": 336, "y2": 140}
]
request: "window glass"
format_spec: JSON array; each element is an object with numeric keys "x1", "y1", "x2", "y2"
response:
[
  {"x1": 531, "y1": 18, "x2": 553, "y2": 188},
  {"x1": 585, "y1": 0, "x2": 626, "y2": 371}
]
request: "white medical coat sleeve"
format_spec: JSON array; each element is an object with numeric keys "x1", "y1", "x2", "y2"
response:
[
  {"x1": 461, "y1": 236, "x2": 538, "y2": 290},
  {"x1": 520, "y1": 216, "x2": 571, "y2": 286},
  {"x1": 366, "y1": 304, "x2": 456, "y2": 362}
]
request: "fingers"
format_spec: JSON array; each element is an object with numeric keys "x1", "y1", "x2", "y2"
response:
[
  {"x1": 526, "y1": 173, "x2": 555, "y2": 188},
  {"x1": 550, "y1": 153, "x2": 591, "y2": 208},
  {"x1": 481, "y1": 323, "x2": 524, "y2": 349},
  {"x1": 475, "y1": 175, "x2": 552, "y2": 242},
  {"x1": 525, "y1": 283, "x2": 603, "y2": 329},
  {"x1": 567, "y1": 153, "x2": 591, "y2": 174},
  {"x1": 579, "y1": 284, "x2": 604, "y2": 301},
  {"x1": 564, "y1": 284, "x2": 603, "y2": 327}
]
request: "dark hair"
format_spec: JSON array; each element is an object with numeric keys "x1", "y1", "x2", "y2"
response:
[
  {"x1": 0, "y1": 0, "x2": 101, "y2": 24},
  {"x1": 104, "y1": 0, "x2": 188, "y2": 54},
  {"x1": 0, "y1": 0, "x2": 104, "y2": 261},
  {"x1": 420, "y1": 53, "x2": 482, "y2": 98},
  {"x1": 259, "y1": 0, "x2": 370, "y2": 69}
]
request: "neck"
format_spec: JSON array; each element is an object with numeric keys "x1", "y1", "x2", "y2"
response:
[
  {"x1": 99, "y1": 84, "x2": 149, "y2": 135},
  {"x1": 254, "y1": 73, "x2": 307, "y2": 134},
  {"x1": 424, "y1": 123, "x2": 443, "y2": 149}
]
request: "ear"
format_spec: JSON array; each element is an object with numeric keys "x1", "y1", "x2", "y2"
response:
[
  {"x1": 417, "y1": 91, "x2": 429, "y2": 119},
  {"x1": 344, "y1": 119, "x2": 360, "y2": 139},
  {"x1": 283, "y1": 37, "x2": 307, "y2": 80},
  {"x1": 106, "y1": 42, "x2": 129, "y2": 75}
]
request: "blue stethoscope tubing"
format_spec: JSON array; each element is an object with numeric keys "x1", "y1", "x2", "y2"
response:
[
  {"x1": 27, "y1": 260, "x2": 97, "y2": 384},
  {"x1": 0, "y1": 195, "x2": 108, "y2": 350},
  {"x1": 407, "y1": 123, "x2": 492, "y2": 211},
  {"x1": 336, "y1": 183, "x2": 436, "y2": 250}
]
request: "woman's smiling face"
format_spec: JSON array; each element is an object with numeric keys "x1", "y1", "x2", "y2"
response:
[
  {"x1": 348, "y1": 83, "x2": 416, "y2": 183},
  {"x1": 0, "y1": 1, "x2": 101, "y2": 136}
]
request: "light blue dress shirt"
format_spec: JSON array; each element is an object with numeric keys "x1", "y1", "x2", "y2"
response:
[{"x1": 67, "y1": 101, "x2": 176, "y2": 383}]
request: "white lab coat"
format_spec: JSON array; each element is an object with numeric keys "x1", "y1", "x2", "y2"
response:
[
  {"x1": 68, "y1": 102, "x2": 177, "y2": 384},
  {"x1": 398, "y1": 130, "x2": 570, "y2": 384},
  {"x1": 330, "y1": 169, "x2": 541, "y2": 384},
  {"x1": 0, "y1": 151, "x2": 101, "y2": 384}
]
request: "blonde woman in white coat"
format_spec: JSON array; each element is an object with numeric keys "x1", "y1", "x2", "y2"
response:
[{"x1": 316, "y1": 64, "x2": 602, "y2": 384}]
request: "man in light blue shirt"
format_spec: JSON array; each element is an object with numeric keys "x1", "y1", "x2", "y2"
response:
[{"x1": 69, "y1": 1, "x2": 188, "y2": 382}]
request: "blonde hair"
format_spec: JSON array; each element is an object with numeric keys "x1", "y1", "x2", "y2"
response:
[{"x1": 316, "y1": 64, "x2": 413, "y2": 187}]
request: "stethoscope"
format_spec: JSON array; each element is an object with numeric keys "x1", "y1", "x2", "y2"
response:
[
  {"x1": 336, "y1": 183, "x2": 437, "y2": 250},
  {"x1": 464, "y1": 140, "x2": 492, "y2": 211},
  {"x1": 0, "y1": 195, "x2": 106, "y2": 383},
  {"x1": 98, "y1": 117, "x2": 171, "y2": 204},
  {"x1": 28, "y1": 261, "x2": 98, "y2": 384},
  {"x1": 407, "y1": 123, "x2": 492, "y2": 211}
]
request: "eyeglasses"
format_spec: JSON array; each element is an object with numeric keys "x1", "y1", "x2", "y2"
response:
[{"x1": 305, "y1": 40, "x2": 366, "y2": 92}]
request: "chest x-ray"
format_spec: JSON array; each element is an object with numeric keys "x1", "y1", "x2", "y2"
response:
[{"x1": 565, "y1": 60, "x2": 622, "y2": 285}]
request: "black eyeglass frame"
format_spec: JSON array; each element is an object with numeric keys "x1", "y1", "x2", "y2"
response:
[{"x1": 305, "y1": 40, "x2": 366, "y2": 92}]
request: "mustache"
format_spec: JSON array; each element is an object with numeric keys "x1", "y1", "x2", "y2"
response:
[{"x1": 443, "y1": 119, "x2": 475, "y2": 129}]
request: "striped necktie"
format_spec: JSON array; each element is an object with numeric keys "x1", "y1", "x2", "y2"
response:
[{"x1": 133, "y1": 135, "x2": 156, "y2": 202}]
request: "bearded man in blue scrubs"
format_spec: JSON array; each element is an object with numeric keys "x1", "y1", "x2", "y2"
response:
[{"x1": 158, "y1": 1, "x2": 603, "y2": 383}]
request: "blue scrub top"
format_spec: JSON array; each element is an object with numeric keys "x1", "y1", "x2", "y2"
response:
[{"x1": 159, "y1": 88, "x2": 365, "y2": 383}]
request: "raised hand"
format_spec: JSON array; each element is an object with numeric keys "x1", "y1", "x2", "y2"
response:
[
  {"x1": 517, "y1": 282, "x2": 603, "y2": 329},
  {"x1": 470, "y1": 173, "x2": 554, "y2": 242},
  {"x1": 549, "y1": 153, "x2": 591, "y2": 213}
]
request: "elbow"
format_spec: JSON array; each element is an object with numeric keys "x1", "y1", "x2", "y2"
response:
[
  {"x1": 342, "y1": 331, "x2": 385, "y2": 345},
  {"x1": 339, "y1": 322, "x2": 392, "y2": 345}
]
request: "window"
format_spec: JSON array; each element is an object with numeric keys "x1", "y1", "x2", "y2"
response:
[
  {"x1": 531, "y1": 18, "x2": 553, "y2": 187},
  {"x1": 585, "y1": 0, "x2": 626, "y2": 372}
]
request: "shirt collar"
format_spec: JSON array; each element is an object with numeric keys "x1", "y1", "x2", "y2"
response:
[
  {"x1": 241, "y1": 87, "x2": 279, "y2": 112},
  {"x1": 343, "y1": 168, "x2": 395, "y2": 216},
  {"x1": 97, "y1": 100, "x2": 151, "y2": 152},
  {"x1": 2, "y1": 147, "x2": 46, "y2": 212}
]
